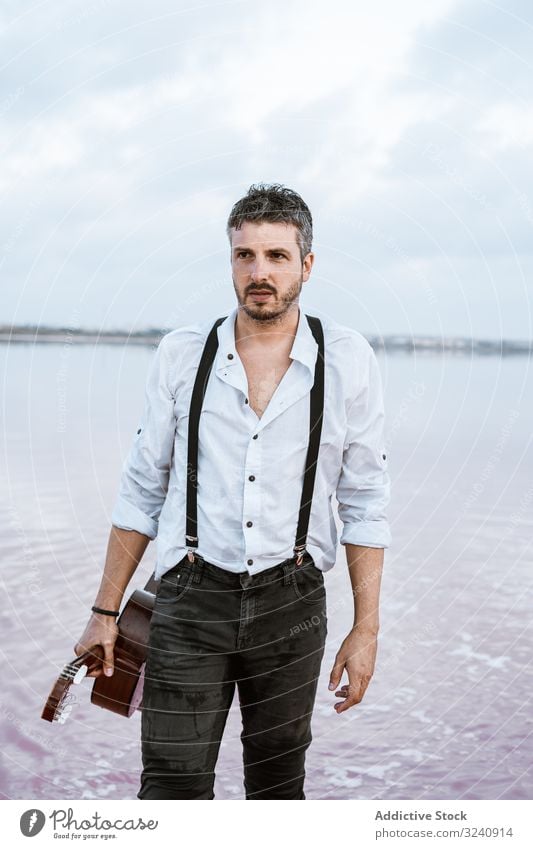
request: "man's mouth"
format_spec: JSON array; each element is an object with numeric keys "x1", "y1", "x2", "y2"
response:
[{"x1": 249, "y1": 290, "x2": 273, "y2": 301}]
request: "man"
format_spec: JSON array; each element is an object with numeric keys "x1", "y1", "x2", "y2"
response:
[{"x1": 75, "y1": 183, "x2": 391, "y2": 800}]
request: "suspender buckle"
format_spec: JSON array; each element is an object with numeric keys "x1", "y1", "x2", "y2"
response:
[
  {"x1": 294, "y1": 545, "x2": 307, "y2": 567},
  {"x1": 186, "y1": 535, "x2": 198, "y2": 563}
]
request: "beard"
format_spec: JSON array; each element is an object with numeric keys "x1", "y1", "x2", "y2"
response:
[{"x1": 232, "y1": 275, "x2": 303, "y2": 324}]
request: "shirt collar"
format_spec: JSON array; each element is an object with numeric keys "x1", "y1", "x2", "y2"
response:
[{"x1": 215, "y1": 304, "x2": 318, "y2": 375}]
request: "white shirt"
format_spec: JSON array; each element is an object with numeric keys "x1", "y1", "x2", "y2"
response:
[{"x1": 111, "y1": 305, "x2": 391, "y2": 580}]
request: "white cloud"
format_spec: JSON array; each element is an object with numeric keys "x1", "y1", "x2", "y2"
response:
[
  {"x1": 476, "y1": 102, "x2": 533, "y2": 150},
  {"x1": 1, "y1": 0, "x2": 532, "y2": 338}
]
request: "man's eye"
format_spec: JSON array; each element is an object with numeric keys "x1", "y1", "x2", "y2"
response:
[{"x1": 237, "y1": 251, "x2": 249, "y2": 258}]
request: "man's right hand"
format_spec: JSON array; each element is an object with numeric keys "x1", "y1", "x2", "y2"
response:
[{"x1": 74, "y1": 613, "x2": 119, "y2": 678}]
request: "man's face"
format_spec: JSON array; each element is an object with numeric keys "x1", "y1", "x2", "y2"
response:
[{"x1": 230, "y1": 220, "x2": 314, "y2": 323}]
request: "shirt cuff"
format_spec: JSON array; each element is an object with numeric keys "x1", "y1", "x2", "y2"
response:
[
  {"x1": 111, "y1": 497, "x2": 159, "y2": 540},
  {"x1": 340, "y1": 520, "x2": 391, "y2": 549}
]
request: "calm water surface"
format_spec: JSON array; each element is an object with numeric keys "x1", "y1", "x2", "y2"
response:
[{"x1": 1, "y1": 341, "x2": 532, "y2": 800}]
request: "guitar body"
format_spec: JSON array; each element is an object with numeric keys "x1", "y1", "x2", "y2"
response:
[{"x1": 90, "y1": 586, "x2": 156, "y2": 717}]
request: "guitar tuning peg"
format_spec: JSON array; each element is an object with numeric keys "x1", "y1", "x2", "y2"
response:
[{"x1": 56, "y1": 704, "x2": 73, "y2": 724}]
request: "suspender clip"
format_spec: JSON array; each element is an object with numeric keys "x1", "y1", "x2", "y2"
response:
[
  {"x1": 186, "y1": 535, "x2": 198, "y2": 564},
  {"x1": 294, "y1": 545, "x2": 307, "y2": 567}
]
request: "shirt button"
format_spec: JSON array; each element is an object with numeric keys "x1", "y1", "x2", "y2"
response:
[
  {"x1": 382, "y1": 454, "x2": 386, "y2": 460},
  {"x1": 246, "y1": 520, "x2": 253, "y2": 527},
  {"x1": 248, "y1": 475, "x2": 255, "y2": 481},
  {"x1": 253, "y1": 434, "x2": 258, "y2": 439},
  {"x1": 227, "y1": 353, "x2": 234, "y2": 359},
  {"x1": 247, "y1": 559, "x2": 253, "y2": 566},
  {"x1": 137, "y1": 428, "x2": 142, "y2": 434},
  {"x1": 245, "y1": 398, "x2": 249, "y2": 404}
]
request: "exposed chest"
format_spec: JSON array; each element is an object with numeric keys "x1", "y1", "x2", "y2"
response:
[{"x1": 238, "y1": 352, "x2": 293, "y2": 418}]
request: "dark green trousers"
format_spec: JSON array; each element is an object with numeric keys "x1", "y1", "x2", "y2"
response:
[{"x1": 137, "y1": 552, "x2": 327, "y2": 800}]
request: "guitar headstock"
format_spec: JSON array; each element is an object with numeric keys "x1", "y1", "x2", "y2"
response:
[{"x1": 41, "y1": 646, "x2": 105, "y2": 723}]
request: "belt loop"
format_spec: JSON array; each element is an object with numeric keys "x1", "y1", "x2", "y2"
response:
[{"x1": 283, "y1": 560, "x2": 295, "y2": 586}]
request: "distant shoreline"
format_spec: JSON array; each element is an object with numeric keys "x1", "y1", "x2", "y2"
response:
[{"x1": 0, "y1": 326, "x2": 531, "y2": 355}]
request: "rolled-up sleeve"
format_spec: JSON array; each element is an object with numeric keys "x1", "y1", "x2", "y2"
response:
[
  {"x1": 111, "y1": 336, "x2": 177, "y2": 539},
  {"x1": 336, "y1": 341, "x2": 391, "y2": 549}
]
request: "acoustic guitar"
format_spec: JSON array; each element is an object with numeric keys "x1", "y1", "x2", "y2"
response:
[{"x1": 41, "y1": 576, "x2": 157, "y2": 723}]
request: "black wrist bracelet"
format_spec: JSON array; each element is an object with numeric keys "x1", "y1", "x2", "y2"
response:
[{"x1": 91, "y1": 605, "x2": 120, "y2": 617}]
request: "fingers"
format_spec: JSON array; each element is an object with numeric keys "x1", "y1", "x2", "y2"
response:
[
  {"x1": 334, "y1": 697, "x2": 358, "y2": 713},
  {"x1": 333, "y1": 678, "x2": 371, "y2": 713},
  {"x1": 102, "y1": 641, "x2": 115, "y2": 677},
  {"x1": 328, "y1": 656, "x2": 345, "y2": 692},
  {"x1": 334, "y1": 688, "x2": 362, "y2": 713},
  {"x1": 73, "y1": 614, "x2": 117, "y2": 679},
  {"x1": 86, "y1": 668, "x2": 102, "y2": 679}
]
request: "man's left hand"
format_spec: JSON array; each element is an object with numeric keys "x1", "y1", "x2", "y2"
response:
[{"x1": 328, "y1": 627, "x2": 378, "y2": 713}]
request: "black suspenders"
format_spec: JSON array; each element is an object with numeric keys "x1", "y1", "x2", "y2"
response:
[
  {"x1": 293, "y1": 315, "x2": 325, "y2": 563},
  {"x1": 184, "y1": 313, "x2": 325, "y2": 567},
  {"x1": 185, "y1": 316, "x2": 227, "y2": 561}
]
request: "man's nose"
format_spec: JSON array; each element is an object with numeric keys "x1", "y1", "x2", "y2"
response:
[{"x1": 250, "y1": 258, "x2": 269, "y2": 281}]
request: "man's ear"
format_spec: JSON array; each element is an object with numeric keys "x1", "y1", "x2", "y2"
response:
[{"x1": 302, "y1": 251, "x2": 314, "y2": 281}]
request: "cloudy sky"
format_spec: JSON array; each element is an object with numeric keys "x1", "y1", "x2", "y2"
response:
[{"x1": 1, "y1": 0, "x2": 532, "y2": 340}]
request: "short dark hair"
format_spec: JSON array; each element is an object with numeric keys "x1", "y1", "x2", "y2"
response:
[{"x1": 226, "y1": 182, "x2": 313, "y2": 262}]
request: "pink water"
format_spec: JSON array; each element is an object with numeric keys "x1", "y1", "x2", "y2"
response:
[{"x1": 1, "y1": 344, "x2": 532, "y2": 799}]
